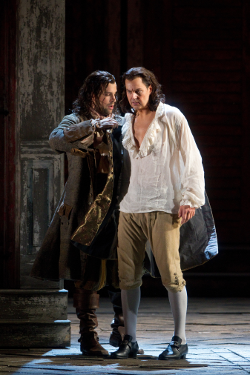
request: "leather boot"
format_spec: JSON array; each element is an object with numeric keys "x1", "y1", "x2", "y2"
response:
[
  {"x1": 110, "y1": 312, "x2": 124, "y2": 347},
  {"x1": 108, "y1": 290, "x2": 124, "y2": 347},
  {"x1": 73, "y1": 289, "x2": 108, "y2": 356}
]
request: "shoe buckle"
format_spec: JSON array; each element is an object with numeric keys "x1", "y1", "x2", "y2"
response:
[{"x1": 170, "y1": 340, "x2": 180, "y2": 348}]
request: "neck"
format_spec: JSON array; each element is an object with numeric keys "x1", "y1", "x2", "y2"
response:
[{"x1": 135, "y1": 107, "x2": 152, "y2": 118}]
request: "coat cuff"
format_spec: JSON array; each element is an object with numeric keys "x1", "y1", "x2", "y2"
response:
[{"x1": 180, "y1": 197, "x2": 204, "y2": 209}]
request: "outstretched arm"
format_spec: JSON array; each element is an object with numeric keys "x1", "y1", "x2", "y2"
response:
[
  {"x1": 49, "y1": 114, "x2": 94, "y2": 153},
  {"x1": 49, "y1": 115, "x2": 119, "y2": 154}
]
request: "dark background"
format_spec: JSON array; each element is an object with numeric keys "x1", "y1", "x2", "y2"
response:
[
  {"x1": 64, "y1": 0, "x2": 250, "y2": 297},
  {"x1": 1, "y1": 0, "x2": 249, "y2": 297}
]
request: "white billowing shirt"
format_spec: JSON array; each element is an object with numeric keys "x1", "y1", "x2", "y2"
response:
[{"x1": 119, "y1": 102, "x2": 205, "y2": 214}]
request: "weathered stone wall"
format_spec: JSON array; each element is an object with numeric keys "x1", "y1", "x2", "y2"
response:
[
  {"x1": 0, "y1": 0, "x2": 70, "y2": 349},
  {"x1": 16, "y1": 0, "x2": 65, "y2": 288},
  {"x1": 18, "y1": 0, "x2": 65, "y2": 141}
]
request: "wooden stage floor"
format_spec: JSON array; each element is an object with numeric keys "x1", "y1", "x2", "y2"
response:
[{"x1": 0, "y1": 297, "x2": 250, "y2": 374}]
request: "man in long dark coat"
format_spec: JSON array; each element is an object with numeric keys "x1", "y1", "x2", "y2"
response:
[{"x1": 31, "y1": 71, "x2": 124, "y2": 356}]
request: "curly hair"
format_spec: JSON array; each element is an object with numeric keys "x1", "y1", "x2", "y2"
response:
[
  {"x1": 72, "y1": 70, "x2": 117, "y2": 119},
  {"x1": 119, "y1": 67, "x2": 165, "y2": 113}
]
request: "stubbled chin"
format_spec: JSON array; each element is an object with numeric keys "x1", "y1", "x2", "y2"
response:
[{"x1": 100, "y1": 108, "x2": 111, "y2": 116}]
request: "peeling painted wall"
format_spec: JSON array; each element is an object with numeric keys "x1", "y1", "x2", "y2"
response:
[
  {"x1": 16, "y1": 0, "x2": 65, "y2": 288},
  {"x1": 18, "y1": 0, "x2": 65, "y2": 141}
]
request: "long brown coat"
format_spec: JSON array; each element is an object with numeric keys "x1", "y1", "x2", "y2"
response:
[{"x1": 31, "y1": 113, "x2": 123, "y2": 291}]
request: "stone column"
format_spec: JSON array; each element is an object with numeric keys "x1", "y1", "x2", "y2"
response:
[{"x1": 0, "y1": 0, "x2": 70, "y2": 348}]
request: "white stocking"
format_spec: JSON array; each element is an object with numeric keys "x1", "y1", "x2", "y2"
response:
[
  {"x1": 121, "y1": 287, "x2": 141, "y2": 342},
  {"x1": 167, "y1": 286, "x2": 187, "y2": 344}
]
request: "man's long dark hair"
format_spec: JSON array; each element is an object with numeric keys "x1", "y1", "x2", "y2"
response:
[
  {"x1": 72, "y1": 70, "x2": 116, "y2": 119},
  {"x1": 120, "y1": 67, "x2": 165, "y2": 113}
]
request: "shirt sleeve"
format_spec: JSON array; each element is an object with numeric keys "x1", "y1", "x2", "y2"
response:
[
  {"x1": 49, "y1": 114, "x2": 94, "y2": 154},
  {"x1": 178, "y1": 114, "x2": 205, "y2": 208}
]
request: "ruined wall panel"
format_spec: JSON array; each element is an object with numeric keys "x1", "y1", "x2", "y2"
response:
[{"x1": 17, "y1": 0, "x2": 65, "y2": 288}]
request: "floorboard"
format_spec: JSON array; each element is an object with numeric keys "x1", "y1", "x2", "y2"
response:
[{"x1": 0, "y1": 297, "x2": 249, "y2": 374}]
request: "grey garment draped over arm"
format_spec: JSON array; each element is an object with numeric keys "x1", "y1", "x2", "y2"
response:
[{"x1": 145, "y1": 191, "x2": 218, "y2": 276}]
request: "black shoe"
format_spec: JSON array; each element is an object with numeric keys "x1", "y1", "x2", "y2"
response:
[
  {"x1": 158, "y1": 336, "x2": 188, "y2": 360},
  {"x1": 110, "y1": 335, "x2": 139, "y2": 359}
]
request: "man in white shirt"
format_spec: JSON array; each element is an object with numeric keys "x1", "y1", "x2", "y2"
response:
[{"x1": 111, "y1": 67, "x2": 205, "y2": 360}]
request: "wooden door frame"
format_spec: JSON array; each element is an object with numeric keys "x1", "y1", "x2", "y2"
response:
[{"x1": 242, "y1": 0, "x2": 250, "y2": 245}]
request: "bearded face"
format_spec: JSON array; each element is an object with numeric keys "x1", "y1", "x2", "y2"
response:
[{"x1": 93, "y1": 83, "x2": 117, "y2": 117}]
